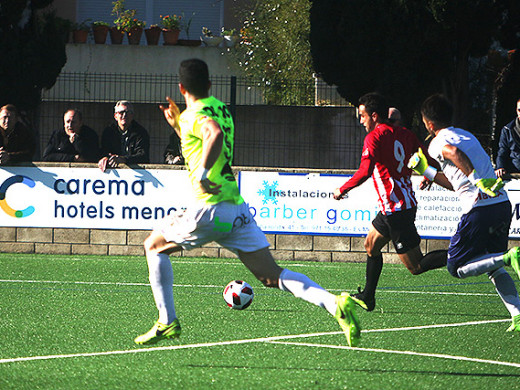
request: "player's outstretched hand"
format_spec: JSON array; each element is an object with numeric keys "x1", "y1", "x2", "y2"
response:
[
  {"x1": 333, "y1": 188, "x2": 347, "y2": 200},
  {"x1": 407, "y1": 148, "x2": 428, "y2": 175},
  {"x1": 98, "y1": 156, "x2": 108, "y2": 172},
  {"x1": 200, "y1": 178, "x2": 222, "y2": 195},
  {"x1": 159, "y1": 96, "x2": 180, "y2": 131},
  {"x1": 419, "y1": 177, "x2": 433, "y2": 190}
]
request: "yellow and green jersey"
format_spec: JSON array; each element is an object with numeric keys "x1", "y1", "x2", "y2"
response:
[{"x1": 179, "y1": 96, "x2": 243, "y2": 205}]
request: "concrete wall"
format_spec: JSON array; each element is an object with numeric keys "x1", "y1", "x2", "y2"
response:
[{"x1": 60, "y1": 43, "x2": 238, "y2": 76}]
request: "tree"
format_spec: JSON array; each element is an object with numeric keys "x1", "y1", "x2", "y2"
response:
[
  {"x1": 232, "y1": 0, "x2": 314, "y2": 105},
  {"x1": 0, "y1": 0, "x2": 68, "y2": 112},
  {"x1": 310, "y1": 0, "x2": 517, "y2": 135}
]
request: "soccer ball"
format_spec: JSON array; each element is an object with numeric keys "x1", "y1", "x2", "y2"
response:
[{"x1": 223, "y1": 280, "x2": 254, "y2": 310}]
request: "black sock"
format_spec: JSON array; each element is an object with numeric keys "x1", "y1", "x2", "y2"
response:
[
  {"x1": 362, "y1": 254, "x2": 383, "y2": 297},
  {"x1": 418, "y1": 250, "x2": 447, "y2": 274}
]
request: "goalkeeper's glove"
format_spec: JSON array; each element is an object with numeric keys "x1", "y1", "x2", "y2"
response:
[
  {"x1": 468, "y1": 170, "x2": 504, "y2": 197},
  {"x1": 407, "y1": 148, "x2": 437, "y2": 181}
]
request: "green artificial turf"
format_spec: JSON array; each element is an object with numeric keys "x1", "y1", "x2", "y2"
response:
[{"x1": 0, "y1": 253, "x2": 519, "y2": 389}]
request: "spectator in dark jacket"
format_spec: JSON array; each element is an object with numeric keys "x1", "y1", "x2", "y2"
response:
[
  {"x1": 0, "y1": 104, "x2": 36, "y2": 164},
  {"x1": 495, "y1": 97, "x2": 520, "y2": 178},
  {"x1": 163, "y1": 132, "x2": 184, "y2": 165},
  {"x1": 98, "y1": 100, "x2": 150, "y2": 172},
  {"x1": 43, "y1": 108, "x2": 99, "y2": 162}
]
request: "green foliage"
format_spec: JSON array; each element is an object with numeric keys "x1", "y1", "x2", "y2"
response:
[
  {"x1": 202, "y1": 27, "x2": 213, "y2": 37},
  {"x1": 160, "y1": 14, "x2": 181, "y2": 30},
  {"x1": 221, "y1": 28, "x2": 236, "y2": 36},
  {"x1": 72, "y1": 19, "x2": 91, "y2": 31},
  {"x1": 232, "y1": 0, "x2": 314, "y2": 105},
  {"x1": 111, "y1": 0, "x2": 144, "y2": 32},
  {"x1": 92, "y1": 21, "x2": 110, "y2": 28},
  {"x1": 180, "y1": 12, "x2": 196, "y2": 39},
  {"x1": 0, "y1": 1, "x2": 66, "y2": 112},
  {"x1": 311, "y1": 0, "x2": 516, "y2": 134}
]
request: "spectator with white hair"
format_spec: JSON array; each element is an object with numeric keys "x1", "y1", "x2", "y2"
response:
[{"x1": 98, "y1": 100, "x2": 150, "y2": 172}]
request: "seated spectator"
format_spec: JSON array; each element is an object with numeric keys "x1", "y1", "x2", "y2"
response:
[
  {"x1": 98, "y1": 100, "x2": 150, "y2": 172},
  {"x1": 0, "y1": 104, "x2": 36, "y2": 164},
  {"x1": 495, "y1": 97, "x2": 520, "y2": 178},
  {"x1": 43, "y1": 108, "x2": 100, "y2": 162},
  {"x1": 163, "y1": 132, "x2": 184, "y2": 165},
  {"x1": 388, "y1": 107, "x2": 402, "y2": 126}
]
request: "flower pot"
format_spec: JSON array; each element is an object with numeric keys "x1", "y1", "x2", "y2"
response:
[
  {"x1": 223, "y1": 35, "x2": 239, "y2": 47},
  {"x1": 72, "y1": 29, "x2": 88, "y2": 43},
  {"x1": 92, "y1": 25, "x2": 109, "y2": 44},
  {"x1": 127, "y1": 27, "x2": 143, "y2": 45},
  {"x1": 110, "y1": 27, "x2": 124, "y2": 44},
  {"x1": 177, "y1": 39, "x2": 201, "y2": 47},
  {"x1": 145, "y1": 27, "x2": 161, "y2": 45},
  {"x1": 162, "y1": 29, "x2": 180, "y2": 45},
  {"x1": 202, "y1": 36, "x2": 223, "y2": 47}
]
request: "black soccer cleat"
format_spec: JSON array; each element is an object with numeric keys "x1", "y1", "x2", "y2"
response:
[{"x1": 351, "y1": 288, "x2": 376, "y2": 312}]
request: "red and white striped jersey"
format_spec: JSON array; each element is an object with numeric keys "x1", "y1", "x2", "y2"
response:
[{"x1": 340, "y1": 123, "x2": 424, "y2": 214}]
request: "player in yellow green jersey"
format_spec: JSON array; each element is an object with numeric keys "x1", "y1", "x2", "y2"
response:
[{"x1": 134, "y1": 59, "x2": 361, "y2": 347}]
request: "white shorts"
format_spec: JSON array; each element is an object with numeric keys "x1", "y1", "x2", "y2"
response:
[{"x1": 157, "y1": 201, "x2": 270, "y2": 254}]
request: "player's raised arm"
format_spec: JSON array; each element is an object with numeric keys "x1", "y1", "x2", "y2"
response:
[{"x1": 159, "y1": 96, "x2": 181, "y2": 138}]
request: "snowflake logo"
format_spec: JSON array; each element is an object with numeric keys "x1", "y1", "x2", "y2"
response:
[{"x1": 257, "y1": 180, "x2": 279, "y2": 205}]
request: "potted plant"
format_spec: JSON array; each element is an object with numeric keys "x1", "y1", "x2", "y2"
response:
[
  {"x1": 92, "y1": 21, "x2": 110, "y2": 44},
  {"x1": 72, "y1": 20, "x2": 91, "y2": 43},
  {"x1": 178, "y1": 12, "x2": 200, "y2": 46},
  {"x1": 222, "y1": 28, "x2": 239, "y2": 47},
  {"x1": 145, "y1": 24, "x2": 161, "y2": 45},
  {"x1": 201, "y1": 27, "x2": 222, "y2": 47},
  {"x1": 123, "y1": 12, "x2": 146, "y2": 45},
  {"x1": 160, "y1": 14, "x2": 181, "y2": 45},
  {"x1": 110, "y1": 0, "x2": 126, "y2": 44}
]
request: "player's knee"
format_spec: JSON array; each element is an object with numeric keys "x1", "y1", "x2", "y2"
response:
[
  {"x1": 143, "y1": 235, "x2": 156, "y2": 253},
  {"x1": 365, "y1": 245, "x2": 379, "y2": 258},
  {"x1": 409, "y1": 266, "x2": 422, "y2": 275}
]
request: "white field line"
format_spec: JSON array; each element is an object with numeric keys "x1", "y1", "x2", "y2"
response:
[
  {"x1": 0, "y1": 319, "x2": 516, "y2": 366},
  {"x1": 378, "y1": 289, "x2": 496, "y2": 297},
  {"x1": 0, "y1": 279, "x2": 220, "y2": 288},
  {"x1": 269, "y1": 341, "x2": 520, "y2": 369},
  {"x1": 362, "y1": 318, "x2": 510, "y2": 333},
  {"x1": 0, "y1": 279, "x2": 498, "y2": 296}
]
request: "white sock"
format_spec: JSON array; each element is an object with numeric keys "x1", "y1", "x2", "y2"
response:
[
  {"x1": 146, "y1": 251, "x2": 176, "y2": 324},
  {"x1": 457, "y1": 252, "x2": 505, "y2": 278},
  {"x1": 278, "y1": 268, "x2": 337, "y2": 316},
  {"x1": 489, "y1": 268, "x2": 520, "y2": 317}
]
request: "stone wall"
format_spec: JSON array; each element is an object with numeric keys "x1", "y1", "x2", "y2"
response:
[{"x1": 0, "y1": 225, "x2": 455, "y2": 265}]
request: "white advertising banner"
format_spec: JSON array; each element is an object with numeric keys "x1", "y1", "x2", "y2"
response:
[
  {"x1": 0, "y1": 166, "x2": 193, "y2": 230},
  {"x1": 2, "y1": 167, "x2": 519, "y2": 238},
  {"x1": 239, "y1": 171, "x2": 520, "y2": 239}
]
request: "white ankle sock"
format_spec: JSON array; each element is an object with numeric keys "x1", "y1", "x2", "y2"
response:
[
  {"x1": 457, "y1": 252, "x2": 505, "y2": 278},
  {"x1": 278, "y1": 268, "x2": 337, "y2": 316},
  {"x1": 489, "y1": 268, "x2": 520, "y2": 317},
  {"x1": 146, "y1": 252, "x2": 176, "y2": 324}
]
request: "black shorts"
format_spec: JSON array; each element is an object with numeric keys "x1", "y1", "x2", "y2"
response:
[{"x1": 372, "y1": 207, "x2": 421, "y2": 254}]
